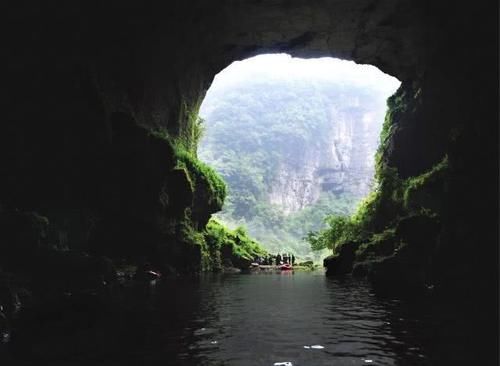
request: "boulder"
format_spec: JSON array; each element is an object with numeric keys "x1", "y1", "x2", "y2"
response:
[{"x1": 323, "y1": 241, "x2": 359, "y2": 276}]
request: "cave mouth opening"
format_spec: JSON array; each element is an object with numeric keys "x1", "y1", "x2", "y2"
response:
[{"x1": 197, "y1": 53, "x2": 400, "y2": 263}]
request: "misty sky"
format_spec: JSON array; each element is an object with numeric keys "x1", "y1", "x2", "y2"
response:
[{"x1": 201, "y1": 54, "x2": 400, "y2": 115}]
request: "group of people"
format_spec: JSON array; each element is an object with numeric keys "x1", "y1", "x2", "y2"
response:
[{"x1": 254, "y1": 253, "x2": 296, "y2": 266}]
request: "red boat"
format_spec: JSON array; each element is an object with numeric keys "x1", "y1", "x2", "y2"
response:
[{"x1": 279, "y1": 263, "x2": 293, "y2": 270}]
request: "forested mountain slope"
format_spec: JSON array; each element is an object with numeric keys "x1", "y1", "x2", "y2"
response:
[{"x1": 199, "y1": 56, "x2": 399, "y2": 259}]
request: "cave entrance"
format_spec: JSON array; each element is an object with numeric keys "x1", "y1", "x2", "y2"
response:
[{"x1": 198, "y1": 54, "x2": 400, "y2": 263}]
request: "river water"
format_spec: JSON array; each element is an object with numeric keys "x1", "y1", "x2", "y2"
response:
[
  {"x1": 120, "y1": 270, "x2": 486, "y2": 366},
  {"x1": 3, "y1": 270, "x2": 495, "y2": 365},
  {"x1": 159, "y1": 271, "x2": 428, "y2": 366}
]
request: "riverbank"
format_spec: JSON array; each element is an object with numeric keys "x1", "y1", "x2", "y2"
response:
[{"x1": 249, "y1": 264, "x2": 320, "y2": 272}]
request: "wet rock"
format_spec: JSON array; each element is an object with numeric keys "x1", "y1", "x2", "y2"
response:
[
  {"x1": 0, "y1": 210, "x2": 49, "y2": 268},
  {"x1": 324, "y1": 241, "x2": 359, "y2": 276},
  {"x1": 352, "y1": 214, "x2": 441, "y2": 290},
  {"x1": 133, "y1": 262, "x2": 161, "y2": 282},
  {"x1": 0, "y1": 283, "x2": 20, "y2": 320},
  {"x1": 28, "y1": 251, "x2": 118, "y2": 300}
]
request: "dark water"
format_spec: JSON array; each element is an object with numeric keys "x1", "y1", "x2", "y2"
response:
[
  {"x1": 3, "y1": 270, "x2": 496, "y2": 366},
  {"x1": 163, "y1": 271, "x2": 428, "y2": 366}
]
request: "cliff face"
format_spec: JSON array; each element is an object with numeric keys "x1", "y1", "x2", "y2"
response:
[{"x1": 268, "y1": 102, "x2": 384, "y2": 214}]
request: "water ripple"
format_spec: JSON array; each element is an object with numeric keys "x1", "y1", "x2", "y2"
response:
[{"x1": 148, "y1": 272, "x2": 432, "y2": 366}]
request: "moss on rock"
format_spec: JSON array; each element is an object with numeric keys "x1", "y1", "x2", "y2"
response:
[
  {"x1": 175, "y1": 147, "x2": 226, "y2": 214},
  {"x1": 317, "y1": 82, "x2": 458, "y2": 290},
  {"x1": 403, "y1": 155, "x2": 449, "y2": 214},
  {"x1": 204, "y1": 219, "x2": 267, "y2": 272}
]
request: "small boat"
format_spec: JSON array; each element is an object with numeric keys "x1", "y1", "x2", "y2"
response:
[
  {"x1": 146, "y1": 270, "x2": 161, "y2": 280},
  {"x1": 279, "y1": 263, "x2": 293, "y2": 271},
  {"x1": 143, "y1": 270, "x2": 161, "y2": 284}
]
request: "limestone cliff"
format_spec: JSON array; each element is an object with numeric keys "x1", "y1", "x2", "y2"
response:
[{"x1": 268, "y1": 101, "x2": 384, "y2": 214}]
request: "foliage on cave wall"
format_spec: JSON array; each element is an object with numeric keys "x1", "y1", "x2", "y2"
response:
[
  {"x1": 146, "y1": 105, "x2": 270, "y2": 272},
  {"x1": 309, "y1": 83, "x2": 450, "y2": 263},
  {"x1": 175, "y1": 147, "x2": 226, "y2": 212},
  {"x1": 203, "y1": 218, "x2": 267, "y2": 271},
  {"x1": 177, "y1": 97, "x2": 206, "y2": 156}
]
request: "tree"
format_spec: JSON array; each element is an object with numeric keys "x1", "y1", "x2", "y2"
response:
[{"x1": 307, "y1": 215, "x2": 356, "y2": 252}]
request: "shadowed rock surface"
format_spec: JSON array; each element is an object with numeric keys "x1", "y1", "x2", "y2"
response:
[{"x1": 2, "y1": 0, "x2": 498, "y2": 364}]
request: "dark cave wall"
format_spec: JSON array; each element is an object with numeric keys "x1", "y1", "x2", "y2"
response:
[
  {"x1": 2, "y1": 0, "x2": 497, "y2": 283},
  {"x1": 358, "y1": 1, "x2": 499, "y2": 295}
]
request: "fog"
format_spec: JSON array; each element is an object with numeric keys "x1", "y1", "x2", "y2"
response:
[{"x1": 205, "y1": 53, "x2": 400, "y2": 100}]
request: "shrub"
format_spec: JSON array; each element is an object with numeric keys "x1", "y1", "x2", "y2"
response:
[
  {"x1": 204, "y1": 219, "x2": 266, "y2": 270},
  {"x1": 175, "y1": 147, "x2": 227, "y2": 210}
]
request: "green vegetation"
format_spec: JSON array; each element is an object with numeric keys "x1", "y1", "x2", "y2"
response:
[
  {"x1": 403, "y1": 155, "x2": 449, "y2": 212},
  {"x1": 219, "y1": 192, "x2": 359, "y2": 260},
  {"x1": 204, "y1": 218, "x2": 267, "y2": 271},
  {"x1": 306, "y1": 215, "x2": 354, "y2": 252},
  {"x1": 147, "y1": 101, "x2": 270, "y2": 272},
  {"x1": 147, "y1": 105, "x2": 256, "y2": 273},
  {"x1": 155, "y1": 57, "x2": 400, "y2": 268},
  {"x1": 377, "y1": 87, "x2": 408, "y2": 160},
  {"x1": 307, "y1": 85, "x2": 449, "y2": 262},
  {"x1": 199, "y1": 73, "x2": 391, "y2": 260},
  {"x1": 178, "y1": 97, "x2": 206, "y2": 155},
  {"x1": 354, "y1": 228, "x2": 397, "y2": 261},
  {"x1": 175, "y1": 147, "x2": 226, "y2": 209},
  {"x1": 148, "y1": 122, "x2": 227, "y2": 211},
  {"x1": 294, "y1": 261, "x2": 319, "y2": 271}
]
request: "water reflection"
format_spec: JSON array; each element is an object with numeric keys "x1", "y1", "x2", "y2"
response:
[
  {"x1": 3, "y1": 271, "x2": 493, "y2": 365},
  {"x1": 172, "y1": 272, "x2": 427, "y2": 366}
]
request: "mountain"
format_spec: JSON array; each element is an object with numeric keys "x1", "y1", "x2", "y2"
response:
[{"x1": 198, "y1": 55, "x2": 399, "y2": 259}]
